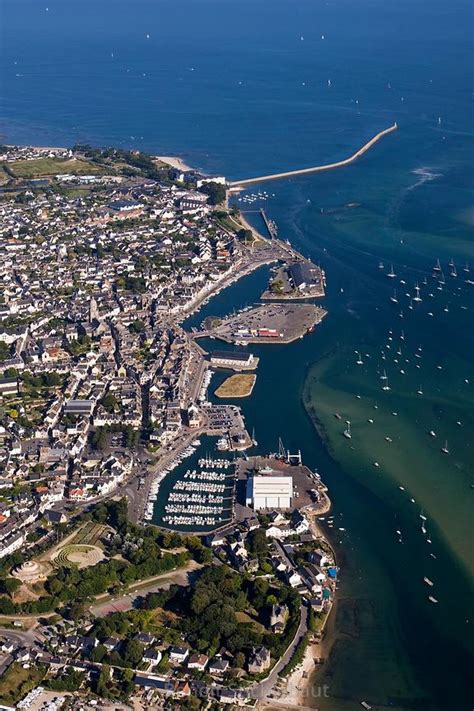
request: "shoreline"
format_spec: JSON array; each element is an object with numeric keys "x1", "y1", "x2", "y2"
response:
[
  {"x1": 2, "y1": 143, "x2": 197, "y2": 175},
  {"x1": 154, "y1": 154, "x2": 194, "y2": 172},
  {"x1": 216, "y1": 206, "x2": 339, "y2": 707},
  {"x1": 281, "y1": 505, "x2": 337, "y2": 708}
]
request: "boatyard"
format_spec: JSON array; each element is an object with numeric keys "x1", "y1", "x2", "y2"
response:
[
  {"x1": 262, "y1": 259, "x2": 326, "y2": 300},
  {"x1": 209, "y1": 349, "x2": 259, "y2": 371},
  {"x1": 194, "y1": 302, "x2": 327, "y2": 345},
  {"x1": 148, "y1": 445, "x2": 331, "y2": 534},
  {"x1": 236, "y1": 454, "x2": 330, "y2": 515}
]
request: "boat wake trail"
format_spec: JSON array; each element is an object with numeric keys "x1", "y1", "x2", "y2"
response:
[{"x1": 406, "y1": 166, "x2": 443, "y2": 193}]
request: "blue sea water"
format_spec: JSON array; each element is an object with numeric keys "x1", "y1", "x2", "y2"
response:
[{"x1": 1, "y1": 0, "x2": 473, "y2": 708}]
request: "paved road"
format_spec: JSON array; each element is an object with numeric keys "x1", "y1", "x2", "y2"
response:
[
  {"x1": 248, "y1": 604, "x2": 309, "y2": 700},
  {"x1": 0, "y1": 626, "x2": 43, "y2": 646},
  {"x1": 89, "y1": 560, "x2": 201, "y2": 617}
]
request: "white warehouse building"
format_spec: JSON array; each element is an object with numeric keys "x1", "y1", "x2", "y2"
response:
[{"x1": 246, "y1": 474, "x2": 293, "y2": 510}]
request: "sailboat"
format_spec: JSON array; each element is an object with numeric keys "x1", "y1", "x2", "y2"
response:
[
  {"x1": 433, "y1": 259, "x2": 442, "y2": 272},
  {"x1": 417, "y1": 385, "x2": 423, "y2": 395},
  {"x1": 251, "y1": 428, "x2": 258, "y2": 447},
  {"x1": 343, "y1": 421, "x2": 352, "y2": 439},
  {"x1": 413, "y1": 283, "x2": 422, "y2": 302},
  {"x1": 439, "y1": 272, "x2": 446, "y2": 285},
  {"x1": 450, "y1": 265, "x2": 457, "y2": 278},
  {"x1": 441, "y1": 440, "x2": 449, "y2": 454},
  {"x1": 390, "y1": 289, "x2": 398, "y2": 303},
  {"x1": 378, "y1": 261, "x2": 384, "y2": 269},
  {"x1": 380, "y1": 369, "x2": 388, "y2": 380},
  {"x1": 382, "y1": 377, "x2": 391, "y2": 391},
  {"x1": 387, "y1": 264, "x2": 396, "y2": 278},
  {"x1": 463, "y1": 262, "x2": 469, "y2": 273},
  {"x1": 400, "y1": 330, "x2": 405, "y2": 340}
]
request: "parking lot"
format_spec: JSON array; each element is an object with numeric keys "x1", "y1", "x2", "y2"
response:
[{"x1": 206, "y1": 303, "x2": 327, "y2": 344}]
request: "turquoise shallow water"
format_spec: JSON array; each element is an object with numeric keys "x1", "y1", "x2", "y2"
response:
[{"x1": 1, "y1": 0, "x2": 473, "y2": 706}]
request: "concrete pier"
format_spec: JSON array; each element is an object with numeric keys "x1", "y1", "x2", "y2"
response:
[
  {"x1": 230, "y1": 122, "x2": 398, "y2": 188},
  {"x1": 260, "y1": 208, "x2": 278, "y2": 239}
]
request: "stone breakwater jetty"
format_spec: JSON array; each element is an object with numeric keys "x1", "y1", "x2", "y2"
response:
[{"x1": 230, "y1": 122, "x2": 398, "y2": 187}]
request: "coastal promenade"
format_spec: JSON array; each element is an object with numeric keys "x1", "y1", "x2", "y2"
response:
[{"x1": 230, "y1": 123, "x2": 398, "y2": 187}]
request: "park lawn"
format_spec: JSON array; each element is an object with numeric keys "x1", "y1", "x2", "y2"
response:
[
  {"x1": 0, "y1": 663, "x2": 46, "y2": 705},
  {"x1": 235, "y1": 610, "x2": 266, "y2": 633},
  {"x1": 6, "y1": 157, "x2": 107, "y2": 178},
  {"x1": 214, "y1": 212, "x2": 239, "y2": 233},
  {"x1": 70, "y1": 521, "x2": 107, "y2": 546},
  {"x1": 215, "y1": 373, "x2": 256, "y2": 398}
]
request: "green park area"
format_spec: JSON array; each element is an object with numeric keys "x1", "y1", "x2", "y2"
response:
[
  {"x1": 4, "y1": 157, "x2": 106, "y2": 178},
  {"x1": 0, "y1": 499, "x2": 210, "y2": 619},
  {"x1": 0, "y1": 663, "x2": 46, "y2": 705},
  {"x1": 86, "y1": 563, "x2": 301, "y2": 682}
]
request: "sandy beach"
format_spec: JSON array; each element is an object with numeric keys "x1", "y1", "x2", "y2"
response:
[
  {"x1": 155, "y1": 155, "x2": 194, "y2": 172},
  {"x1": 260, "y1": 606, "x2": 335, "y2": 711}
]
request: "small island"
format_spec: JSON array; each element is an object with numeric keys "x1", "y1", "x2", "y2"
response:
[{"x1": 215, "y1": 373, "x2": 256, "y2": 398}]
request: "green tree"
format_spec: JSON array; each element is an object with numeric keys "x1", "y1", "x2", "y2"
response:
[
  {"x1": 95, "y1": 664, "x2": 112, "y2": 698},
  {"x1": 198, "y1": 181, "x2": 226, "y2": 205},
  {"x1": 90, "y1": 644, "x2": 107, "y2": 663},
  {"x1": 129, "y1": 319, "x2": 145, "y2": 334},
  {"x1": 91, "y1": 428, "x2": 107, "y2": 450},
  {"x1": 101, "y1": 393, "x2": 118, "y2": 413},
  {"x1": 237, "y1": 228, "x2": 253, "y2": 243},
  {"x1": 234, "y1": 651, "x2": 246, "y2": 669},
  {"x1": 247, "y1": 528, "x2": 268, "y2": 559},
  {"x1": 120, "y1": 638, "x2": 144, "y2": 668},
  {"x1": 0, "y1": 577, "x2": 21, "y2": 596},
  {"x1": 66, "y1": 601, "x2": 85, "y2": 622}
]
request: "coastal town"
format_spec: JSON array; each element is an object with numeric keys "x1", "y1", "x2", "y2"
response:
[{"x1": 0, "y1": 144, "x2": 335, "y2": 709}]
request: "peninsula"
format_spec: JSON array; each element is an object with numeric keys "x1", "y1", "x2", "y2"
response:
[{"x1": 0, "y1": 140, "x2": 337, "y2": 711}]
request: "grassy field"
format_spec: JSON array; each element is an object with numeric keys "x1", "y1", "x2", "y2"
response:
[
  {"x1": 0, "y1": 617, "x2": 35, "y2": 630},
  {"x1": 235, "y1": 610, "x2": 265, "y2": 632},
  {"x1": 5, "y1": 157, "x2": 106, "y2": 178},
  {"x1": 214, "y1": 373, "x2": 256, "y2": 398},
  {"x1": 70, "y1": 521, "x2": 106, "y2": 546},
  {"x1": 0, "y1": 663, "x2": 46, "y2": 705}
]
